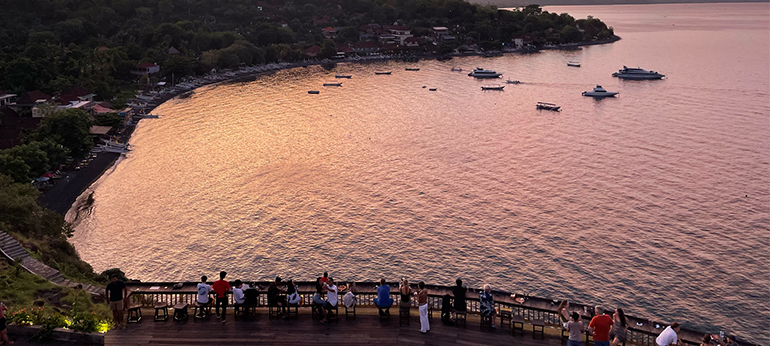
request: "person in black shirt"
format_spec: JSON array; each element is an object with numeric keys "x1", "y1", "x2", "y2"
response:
[
  {"x1": 243, "y1": 282, "x2": 259, "y2": 314},
  {"x1": 106, "y1": 275, "x2": 128, "y2": 329},
  {"x1": 267, "y1": 276, "x2": 287, "y2": 316},
  {"x1": 452, "y1": 278, "x2": 467, "y2": 312}
]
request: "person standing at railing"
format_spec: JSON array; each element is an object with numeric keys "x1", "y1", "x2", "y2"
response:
[
  {"x1": 106, "y1": 274, "x2": 128, "y2": 329},
  {"x1": 589, "y1": 306, "x2": 614, "y2": 346},
  {"x1": 211, "y1": 271, "x2": 231, "y2": 323},
  {"x1": 610, "y1": 308, "x2": 628, "y2": 346},
  {"x1": 415, "y1": 281, "x2": 430, "y2": 334},
  {"x1": 564, "y1": 311, "x2": 585, "y2": 346},
  {"x1": 656, "y1": 322, "x2": 682, "y2": 346},
  {"x1": 374, "y1": 278, "x2": 393, "y2": 315}
]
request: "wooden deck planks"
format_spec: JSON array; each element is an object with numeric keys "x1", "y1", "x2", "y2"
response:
[{"x1": 105, "y1": 308, "x2": 566, "y2": 346}]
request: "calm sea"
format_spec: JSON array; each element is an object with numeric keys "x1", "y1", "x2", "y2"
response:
[{"x1": 70, "y1": 3, "x2": 769, "y2": 343}]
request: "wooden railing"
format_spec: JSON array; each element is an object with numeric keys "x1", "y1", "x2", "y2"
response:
[{"x1": 123, "y1": 282, "x2": 739, "y2": 346}]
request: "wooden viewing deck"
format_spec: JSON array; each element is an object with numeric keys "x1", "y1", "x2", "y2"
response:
[
  {"x1": 106, "y1": 306, "x2": 564, "y2": 346},
  {"x1": 114, "y1": 281, "x2": 723, "y2": 346}
]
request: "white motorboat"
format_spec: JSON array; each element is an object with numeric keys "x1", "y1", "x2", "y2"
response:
[
  {"x1": 567, "y1": 61, "x2": 581, "y2": 67},
  {"x1": 582, "y1": 85, "x2": 618, "y2": 97},
  {"x1": 323, "y1": 82, "x2": 342, "y2": 86},
  {"x1": 612, "y1": 66, "x2": 665, "y2": 79},
  {"x1": 468, "y1": 67, "x2": 502, "y2": 78},
  {"x1": 481, "y1": 84, "x2": 505, "y2": 91}
]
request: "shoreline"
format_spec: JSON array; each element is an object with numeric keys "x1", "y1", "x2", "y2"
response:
[{"x1": 42, "y1": 35, "x2": 622, "y2": 217}]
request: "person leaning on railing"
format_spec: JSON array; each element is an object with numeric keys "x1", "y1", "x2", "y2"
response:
[{"x1": 656, "y1": 322, "x2": 682, "y2": 346}]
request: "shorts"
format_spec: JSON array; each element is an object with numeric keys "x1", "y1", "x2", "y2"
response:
[
  {"x1": 109, "y1": 300, "x2": 124, "y2": 311},
  {"x1": 323, "y1": 301, "x2": 336, "y2": 310}
]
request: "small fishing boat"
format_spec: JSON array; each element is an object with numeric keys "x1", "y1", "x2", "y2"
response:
[
  {"x1": 481, "y1": 84, "x2": 505, "y2": 91},
  {"x1": 567, "y1": 61, "x2": 581, "y2": 67},
  {"x1": 582, "y1": 85, "x2": 618, "y2": 97},
  {"x1": 308, "y1": 90, "x2": 320, "y2": 94},
  {"x1": 451, "y1": 67, "x2": 463, "y2": 72},
  {"x1": 335, "y1": 74, "x2": 352, "y2": 78},
  {"x1": 375, "y1": 71, "x2": 392, "y2": 75},
  {"x1": 536, "y1": 102, "x2": 561, "y2": 111},
  {"x1": 429, "y1": 88, "x2": 437, "y2": 91},
  {"x1": 405, "y1": 67, "x2": 420, "y2": 71},
  {"x1": 506, "y1": 79, "x2": 521, "y2": 84},
  {"x1": 323, "y1": 82, "x2": 342, "y2": 86}
]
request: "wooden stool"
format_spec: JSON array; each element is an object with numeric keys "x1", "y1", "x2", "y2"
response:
[
  {"x1": 233, "y1": 303, "x2": 246, "y2": 318},
  {"x1": 532, "y1": 319, "x2": 545, "y2": 339},
  {"x1": 326, "y1": 305, "x2": 339, "y2": 322},
  {"x1": 345, "y1": 304, "x2": 356, "y2": 320},
  {"x1": 312, "y1": 304, "x2": 323, "y2": 320},
  {"x1": 172, "y1": 302, "x2": 188, "y2": 321},
  {"x1": 512, "y1": 315, "x2": 524, "y2": 336},
  {"x1": 154, "y1": 302, "x2": 170, "y2": 321},
  {"x1": 127, "y1": 304, "x2": 142, "y2": 323},
  {"x1": 399, "y1": 305, "x2": 410, "y2": 326},
  {"x1": 268, "y1": 305, "x2": 282, "y2": 319},
  {"x1": 453, "y1": 311, "x2": 467, "y2": 328},
  {"x1": 193, "y1": 302, "x2": 209, "y2": 319},
  {"x1": 377, "y1": 305, "x2": 391, "y2": 321},
  {"x1": 286, "y1": 304, "x2": 299, "y2": 319},
  {"x1": 500, "y1": 309, "x2": 512, "y2": 329},
  {"x1": 480, "y1": 314, "x2": 494, "y2": 331}
]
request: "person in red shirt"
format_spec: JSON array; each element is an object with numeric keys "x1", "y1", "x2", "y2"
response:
[
  {"x1": 589, "y1": 306, "x2": 614, "y2": 346},
  {"x1": 211, "y1": 271, "x2": 231, "y2": 323}
]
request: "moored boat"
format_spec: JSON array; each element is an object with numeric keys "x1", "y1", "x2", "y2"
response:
[
  {"x1": 468, "y1": 67, "x2": 502, "y2": 78},
  {"x1": 612, "y1": 66, "x2": 665, "y2": 79},
  {"x1": 536, "y1": 102, "x2": 561, "y2": 111},
  {"x1": 451, "y1": 67, "x2": 463, "y2": 72},
  {"x1": 481, "y1": 84, "x2": 505, "y2": 91},
  {"x1": 405, "y1": 67, "x2": 420, "y2": 71},
  {"x1": 335, "y1": 74, "x2": 352, "y2": 78},
  {"x1": 308, "y1": 90, "x2": 320, "y2": 94},
  {"x1": 582, "y1": 85, "x2": 618, "y2": 97},
  {"x1": 567, "y1": 61, "x2": 581, "y2": 67},
  {"x1": 374, "y1": 71, "x2": 392, "y2": 75},
  {"x1": 323, "y1": 82, "x2": 342, "y2": 86}
]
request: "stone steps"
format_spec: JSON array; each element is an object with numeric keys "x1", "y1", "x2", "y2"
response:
[{"x1": 0, "y1": 231, "x2": 104, "y2": 298}]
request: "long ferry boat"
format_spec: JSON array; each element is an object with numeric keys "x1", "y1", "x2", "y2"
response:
[
  {"x1": 612, "y1": 66, "x2": 665, "y2": 79},
  {"x1": 468, "y1": 67, "x2": 502, "y2": 78}
]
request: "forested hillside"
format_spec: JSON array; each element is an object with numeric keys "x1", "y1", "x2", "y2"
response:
[{"x1": 0, "y1": 0, "x2": 613, "y2": 99}]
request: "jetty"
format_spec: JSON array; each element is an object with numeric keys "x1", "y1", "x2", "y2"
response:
[{"x1": 106, "y1": 281, "x2": 729, "y2": 346}]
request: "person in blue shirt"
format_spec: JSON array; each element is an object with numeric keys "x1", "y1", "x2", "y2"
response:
[{"x1": 373, "y1": 278, "x2": 393, "y2": 315}]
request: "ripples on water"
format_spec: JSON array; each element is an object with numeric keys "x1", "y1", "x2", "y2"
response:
[{"x1": 70, "y1": 3, "x2": 769, "y2": 343}]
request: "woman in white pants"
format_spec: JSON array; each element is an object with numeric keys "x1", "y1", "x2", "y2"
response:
[{"x1": 415, "y1": 281, "x2": 430, "y2": 334}]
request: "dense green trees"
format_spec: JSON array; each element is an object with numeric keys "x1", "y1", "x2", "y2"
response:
[
  {"x1": 0, "y1": 0, "x2": 613, "y2": 98},
  {"x1": 0, "y1": 109, "x2": 92, "y2": 183}
]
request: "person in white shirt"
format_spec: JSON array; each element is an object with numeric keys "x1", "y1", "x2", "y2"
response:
[
  {"x1": 320, "y1": 278, "x2": 337, "y2": 323},
  {"x1": 232, "y1": 280, "x2": 245, "y2": 305},
  {"x1": 656, "y1": 322, "x2": 681, "y2": 346},
  {"x1": 196, "y1": 275, "x2": 213, "y2": 317}
]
